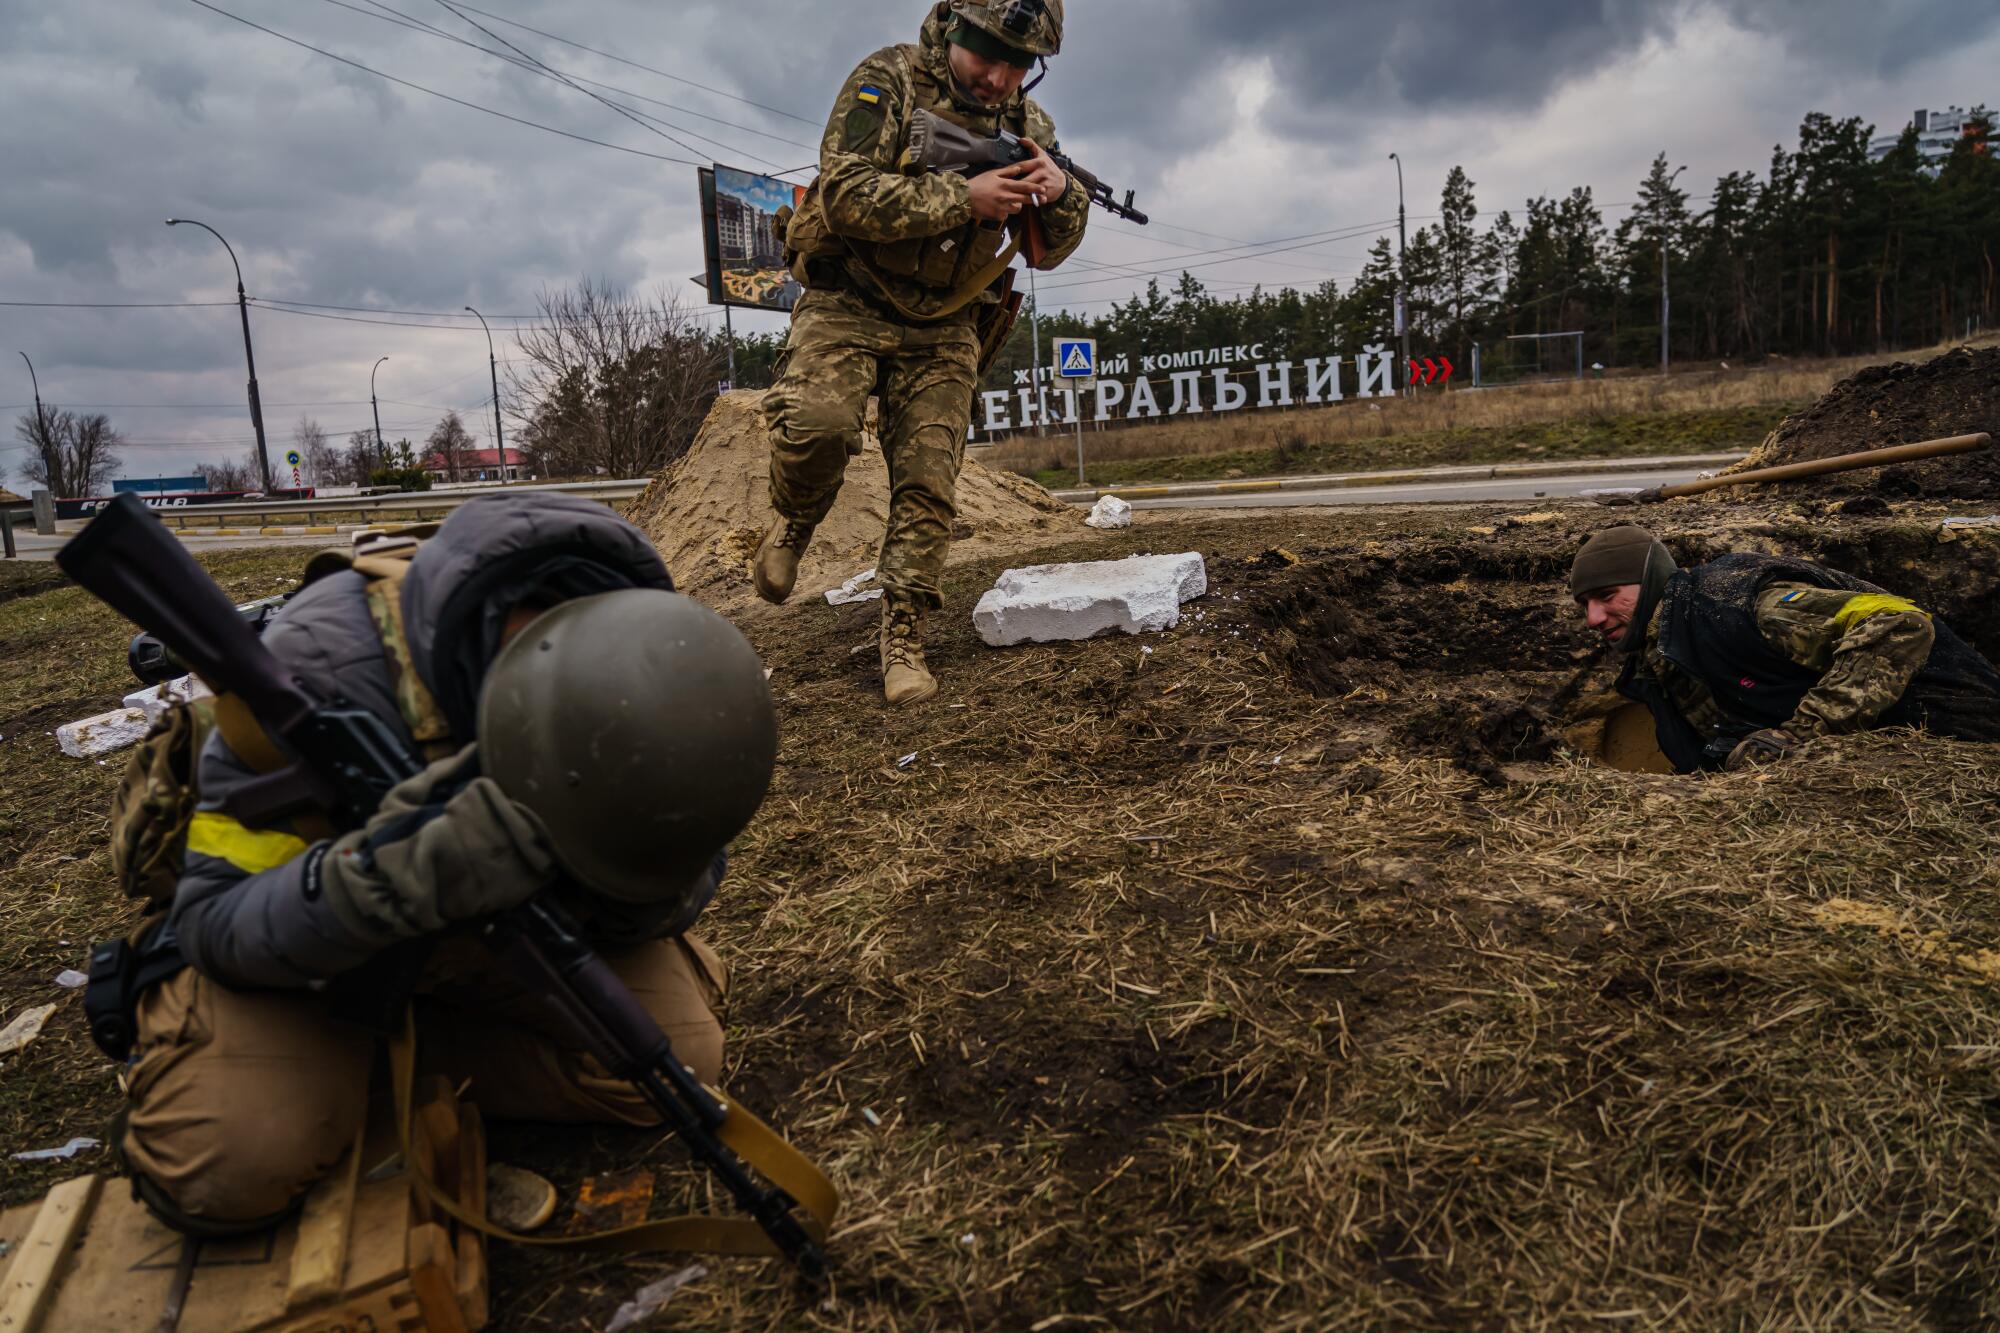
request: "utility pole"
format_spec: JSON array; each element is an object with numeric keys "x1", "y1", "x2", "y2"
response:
[
  {"x1": 465, "y1": 308, "x2": 505, "y2": 483},
  {"x1": 722, "y1": 304, "x2": 737, "y2": 386},
  {"x1": 1659, "y1": 164, "x2": 1686, "y2": 376},
  {"x1": 371, "y1": 356, "x2": 389, "y2": 466},
  {"x1": 1389, "y1": 153, "x2": 1411, "y2": 394},
  {"x1": 166, "y1": 219, "x2": 271, "y2": 490}
]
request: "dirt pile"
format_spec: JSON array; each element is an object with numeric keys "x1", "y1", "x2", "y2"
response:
[
  {"x1": 1722, "y1": 345, "x2": 2000, "y2": 500},
  {"x1": 626, "y1": 390, "x2": 1073, "y2": 604}
]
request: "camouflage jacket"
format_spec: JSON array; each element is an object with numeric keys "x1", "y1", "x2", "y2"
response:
[
  {"x1": 1639, "y1": 581, "x2": 1935, "y2": 742},
  {"x1": 790, "y1": 3, "x2": 1089, "y2": 321}
]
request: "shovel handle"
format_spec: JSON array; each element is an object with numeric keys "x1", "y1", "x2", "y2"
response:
[{"x1": 1654, "y1": 432, "x2": 1990, "y2": 499}]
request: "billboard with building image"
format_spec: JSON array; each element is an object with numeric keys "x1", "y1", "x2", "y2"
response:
[{"x1": 698, "y1": 165, "x2": 808, "y2": 312}]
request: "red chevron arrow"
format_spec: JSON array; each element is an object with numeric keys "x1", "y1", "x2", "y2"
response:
[{"x1": 1436, "y1": 356, "x2": 1453, "y2": 383}]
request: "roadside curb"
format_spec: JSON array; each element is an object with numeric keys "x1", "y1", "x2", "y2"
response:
[
  {"x1": 174, "y1": 523, "x2": 367, "y2": 539},
  {"x1": 1049, "y1": 453, "x2": 1747, "y2": 504}
]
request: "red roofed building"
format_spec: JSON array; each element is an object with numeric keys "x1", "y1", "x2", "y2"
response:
[{"x1": 424, "y1": 447, "x2": 529, "y2": 483}]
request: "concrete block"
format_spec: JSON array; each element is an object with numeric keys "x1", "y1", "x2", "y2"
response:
[
  {"x1": 121, "y1": 673, "x2": 213, "y2": 726},
  {"x1": 973, "y1": 552, "x2": 1206, "y2": 646},
  {"x1": 1084, "y1": 495, "x2": 1132, "y2": 530},
  {"x1": 56, "y1": 708, "x2": 150, "y2": 759}
]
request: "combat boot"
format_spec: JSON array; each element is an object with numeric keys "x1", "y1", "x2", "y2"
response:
[
  {"x1": 752, "y1": 515, "x2": 815, "y2": 604},
  {"x1": 880, "y1": 596, "x2": 938, "y2": 707}
]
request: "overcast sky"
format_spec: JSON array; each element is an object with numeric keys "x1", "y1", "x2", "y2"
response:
[{"x1": 2, "y1": 0, "x2": 1995, "y2": 485}]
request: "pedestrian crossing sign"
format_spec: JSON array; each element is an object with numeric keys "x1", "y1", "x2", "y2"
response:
[{"x1": 1055, "y1": 337, "x2": 1096, "y2": 380}]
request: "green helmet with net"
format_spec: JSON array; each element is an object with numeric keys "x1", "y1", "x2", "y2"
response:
[{"x1": 948, "y1": 0, "x2": 1063, "y2": 63}]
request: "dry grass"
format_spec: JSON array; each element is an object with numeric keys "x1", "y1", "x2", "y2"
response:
[
  {"x1": 982, "y1": 340, "x2": 1996, "y2": 479},
  {"x1": 5, "y1": 509, "x2": 2000, "y2": 1330}
]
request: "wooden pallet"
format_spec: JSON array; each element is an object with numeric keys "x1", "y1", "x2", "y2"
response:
[{"x1": 0, "y1": 1078, "x2": 487, "y2": 1333}]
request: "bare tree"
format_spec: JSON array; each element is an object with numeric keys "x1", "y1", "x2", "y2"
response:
[
  {"x1": 194, "y1": 449, "x2": 261, "y2": 493},
  {"x1": 426, "y1": 411, "x2": 476, "y2": 481},
  {"x1": 16, "y1": 407, "x2": 124, "y2": 497},
  {"x1": 343, "y1": 430, "x2": 379, "y2": 486},
  {"x1": 511, "y1": 279, "x2": 722, "y2": 479},
  {"x1": 292, "y1": 416, "x2": 340, "y2": 488}
]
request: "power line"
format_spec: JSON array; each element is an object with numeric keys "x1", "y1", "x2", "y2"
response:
[
  {"x1": 425, "y1": 0, "x2": 740, "y2": 167},
  {"x1": 185, "y1": 0, "x2": 704, "y2": 167},
  {"x1": 0, "y1": 299, "x2": 233, "y2": 309},
  {"x1": 447, "y1": 1, "x2": 822, "y2": 127},
  {"x1": 321, "y1": 0, "x2": 815, "y2": 156}
]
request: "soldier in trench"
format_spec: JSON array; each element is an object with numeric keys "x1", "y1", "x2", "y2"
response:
[{"x1": 1568, "y1": 525, "x2": 2000, "y2": 773}]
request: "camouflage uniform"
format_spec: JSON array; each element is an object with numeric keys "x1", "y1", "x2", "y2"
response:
[
  {"x1": 1636, "y1": 581, "x2": 1936, "y2": 746},
  {"x1": 764, "y1": 3, "x2": 1089, "y2": 607}
]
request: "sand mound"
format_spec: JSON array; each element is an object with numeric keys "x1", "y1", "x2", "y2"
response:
[
  {"x1": 627, "y1": 390, "x2": 1075, "y2": 604},
  {"x1": 1719, "y1": 344, "x2": 2000, "y2": 500}
]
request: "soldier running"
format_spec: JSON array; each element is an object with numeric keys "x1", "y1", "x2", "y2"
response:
[
  {"x1": 754, "y1": 0, "x2": 1088, "y2": 705},
  {"x1": 1569, "y1": 525, "x2": 2000, "y2": 772}
]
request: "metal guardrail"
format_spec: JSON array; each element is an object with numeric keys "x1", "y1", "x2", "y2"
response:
[{"x1": 124, "y1": 478, "x2": 651, "y2": 529}]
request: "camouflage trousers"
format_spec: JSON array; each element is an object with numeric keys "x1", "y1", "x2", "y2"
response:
[{"x1": 763, "y1": 287, "x2": 981, "y2": 606}]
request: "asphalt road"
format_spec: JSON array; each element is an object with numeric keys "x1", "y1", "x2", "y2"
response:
[{"x1": 1123, "y1": 467, "x2": 1705, "y2": 510}]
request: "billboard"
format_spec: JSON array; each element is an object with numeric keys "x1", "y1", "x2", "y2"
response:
[{"x1": 699, "y1": 164, "x2": 807, "y2": 312}]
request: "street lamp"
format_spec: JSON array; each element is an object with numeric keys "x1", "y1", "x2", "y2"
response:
[
  {"x1": 1659, "y1": 165, "x2": 1687, "y2": 376},
  {"x1": 371, "y1": 356, "x2": 389, "y2": 465},
  {"x1": 464, "y1": 307, "x2": 505, "y2": 483},
  {"x1": 165, "y1": 218, "x2": 272, "y2": 491},
  {"x1": 1389, "y1": 152, "x2": 1411, "y2": 394},
  {"x1": 18, "y1": 351, "x2": 52, "y2": 470}
]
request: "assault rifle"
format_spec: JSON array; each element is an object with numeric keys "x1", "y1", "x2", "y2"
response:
[
  {"x1": 57, "y1": 493, "x2": 827, "y2": 1279},
  {"x1": 904, "y1": 106, "x2": 1148, "y2": 225}
]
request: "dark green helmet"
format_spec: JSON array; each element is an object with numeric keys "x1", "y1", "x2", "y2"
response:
[{"x1": 477, "y1": 589, "x2": 778, "y2": 906}]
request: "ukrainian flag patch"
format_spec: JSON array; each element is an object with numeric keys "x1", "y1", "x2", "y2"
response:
[
  {"x1": 1781, "y1": 590, "x2": 1805, "y2": 604},
  {"x1": 857, "y1": 85, "x2": 882, "y2": 105}
]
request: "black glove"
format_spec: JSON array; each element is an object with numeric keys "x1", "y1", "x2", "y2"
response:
[
  {"x1": 318, "y1": 744, "x2": 556, "y2": 941},
  {"x1": 1725, "y1": 728, "x2": 1799, "y2": 771}
]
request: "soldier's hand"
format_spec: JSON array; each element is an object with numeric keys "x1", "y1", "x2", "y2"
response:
[
  {"x1": 1015, "y1": 138, "x2": 1070, "y2": 204},
  {"x1": 968, "y1": 167, "x2": 1037, "y2": 222},
  {"x1": 317, "y1": 744, "x2": 557, "y2": 941},
  {"x1": 1725, "y1": 728, "x2": 1799, "y2": 771}
]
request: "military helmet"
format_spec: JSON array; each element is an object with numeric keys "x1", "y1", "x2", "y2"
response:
[
  {"x1": 477, "y1": 588, "x2": 778, "y2": 906},
  {"x1": 949, "y1": 0, "x2": 1062, "y2": 60}
]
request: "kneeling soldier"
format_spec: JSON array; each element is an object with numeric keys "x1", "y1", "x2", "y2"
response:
[
  {"x1": 113, "y1": 493, "x2": 776, "y2": 1233},
  {"x1": 1569, "y1": 524, "x2": 2000, "y2": 773}
]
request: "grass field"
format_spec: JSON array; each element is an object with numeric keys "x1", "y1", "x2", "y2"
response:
[
  {"x1": 5, "y1": 505, "x2": 2000, "y2": 1329},
  {"x1": 989, "y1": 341, "x2": 1995, "y2": 488}
]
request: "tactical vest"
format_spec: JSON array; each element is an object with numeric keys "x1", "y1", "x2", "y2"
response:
[
  {"x1": 781, "y1": 44, "x2": 1027, "y2": 323},
  {"x1": 111, "y1": 529, "x2": 451, "y2": 910},
  {"x1": 1617, "y1": 552, "x2": 2000, "y2": 771}
]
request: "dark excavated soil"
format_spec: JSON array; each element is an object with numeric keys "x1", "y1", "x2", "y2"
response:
[{"x1": 1726, "y1": 345, "x2": 2000, "y2": 500}]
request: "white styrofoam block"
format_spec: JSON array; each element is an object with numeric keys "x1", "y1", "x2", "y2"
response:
[
  {"x1": 1084, "y1": 495, "x2": 1133, "y2": 530},
  {"x1": 824, "y1": 567, "x2": 884, "y2": 606},
  {"x1": 56, "y1": 708, "x2": 151, "y2": 759},
  {"x1": 121, "y1": 673, "x2": 213, "y2": 726},
  {"x1": 973, "y1": 552, "x2": 1207, "y2": 646}
]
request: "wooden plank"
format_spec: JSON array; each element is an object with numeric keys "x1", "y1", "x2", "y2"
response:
[
  {"x1": 452, "y1": 1104, "x2": 487, "y2": 1330},
  {"x1": 0, "y1": 1175, "x2": 100, "y2": 1333},
  {"x1": 284, "y1": 1125, "x2": 365, "y2": 1310},
  {"x1": 404, "y1": 1225, "x2": 466, "y2": 1333}
]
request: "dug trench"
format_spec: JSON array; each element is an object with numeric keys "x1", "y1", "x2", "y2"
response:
[{"x1": 482, "y1": 500, "x2": 2000, "y2": 1327}]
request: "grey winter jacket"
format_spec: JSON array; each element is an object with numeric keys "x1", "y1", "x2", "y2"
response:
[{"x1": 172, "y1": 492, "x2": 685, "y2": 989}]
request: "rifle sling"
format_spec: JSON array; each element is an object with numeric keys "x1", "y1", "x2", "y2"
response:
[{"x1": 390, "y1": 1010, "x2": 837, "y2": 1256}]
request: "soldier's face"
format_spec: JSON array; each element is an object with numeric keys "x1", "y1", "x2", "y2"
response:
[
  {"x1": 947, "y1": 42, "x2": 1028, "y2": 105},
  {"x1": 1577, "y1": 584, "x2": 1641, "y2": 646}
]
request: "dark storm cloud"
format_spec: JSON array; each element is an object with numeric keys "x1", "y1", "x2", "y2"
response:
[{"x1": 1, "y1": 0, "x2": 1995, "y2": 480}]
